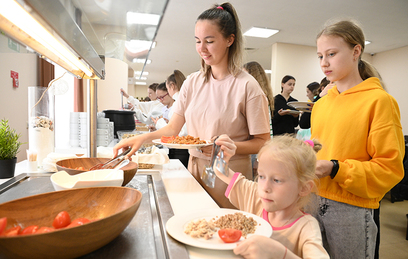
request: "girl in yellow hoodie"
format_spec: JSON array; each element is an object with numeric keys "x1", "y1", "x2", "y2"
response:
[{"x1": 311, "y1": 20, "x2": 405, "y2": 259}]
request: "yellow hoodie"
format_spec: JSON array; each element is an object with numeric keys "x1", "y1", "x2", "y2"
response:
[{"x1": 311, "y1": 77, "x2": 404, "y2": 209}]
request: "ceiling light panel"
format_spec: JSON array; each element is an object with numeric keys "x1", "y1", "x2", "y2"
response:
[
  {"x1": 244, "y1": 27, "x2": 279, "y2": 38},
  {"x1": 127, "y1": 12, "x2": 160, "y2": 25}
]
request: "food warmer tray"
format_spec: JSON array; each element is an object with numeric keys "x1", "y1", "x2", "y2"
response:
[{"x1": 0, "y1": 172, "x2": 189, "y2": 259}]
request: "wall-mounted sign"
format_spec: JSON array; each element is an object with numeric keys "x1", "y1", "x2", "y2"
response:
[
  {"x1": 10, "y1": 70, "x2": 19, "y2": 88},
  {"x1": 8, "y1": 38, "x2": 20, "y2": 52}
]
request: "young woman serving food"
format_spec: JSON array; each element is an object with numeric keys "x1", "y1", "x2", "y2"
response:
[{"x1": 113, "y1": 2, "x2": 270, "y2": 208}]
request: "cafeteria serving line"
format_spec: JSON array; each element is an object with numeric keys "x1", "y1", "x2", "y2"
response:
[
  {"x1": 0, "y1": 157, "x2": 262, "y2": 259},
  {"x1": 1, "y1": 0, "x2": 408, "y2": 258}
]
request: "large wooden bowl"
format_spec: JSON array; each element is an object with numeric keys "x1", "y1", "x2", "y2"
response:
[
  {"x1": 56, "y1": 157, "x2": 138, "y2": 186},
  {"x1": 0, "y1": 187, "x2": 142, "y2": 259}
]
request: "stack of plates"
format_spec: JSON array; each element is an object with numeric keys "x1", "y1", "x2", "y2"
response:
[{"x1": 287, "y1": 102, "x2": 314, "y2": 113}]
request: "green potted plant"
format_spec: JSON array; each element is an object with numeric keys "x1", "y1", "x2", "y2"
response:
[{"x1": 0, "y1": 119, "x2": 24, "y2": 178}]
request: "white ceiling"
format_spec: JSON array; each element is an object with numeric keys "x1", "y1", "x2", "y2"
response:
[{"x1": 127, "y1": 0, "x2": 408, "y2": 87}]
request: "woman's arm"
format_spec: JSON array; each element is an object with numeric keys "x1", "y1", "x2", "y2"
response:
[
  {"x1": 234, "y1": 133, "x2": 270, "y2": 155},
  {"x1": 113, "y1": 113, "x2": 185, "y2": 157}
]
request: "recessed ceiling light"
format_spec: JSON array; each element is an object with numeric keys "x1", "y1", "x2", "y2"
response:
[
  {"x1": 244, "y1": 27, "x2": 279, "y2": 38},
  {"x1": 135, "y1": 82, "x2": 147, "y2": 85},
  {"x1": 264, "y1": 70, "x2": 272, "y2": 74},
  {"x1": 127, "y1": 12, "x2": 160, "y2": 25},
  {"x1": 134, "y1": 71, "x2": 149, "y2": 76},
  {"x1": 126, "y1": 40, "x2": 155, "y2": 53},
  {"x1": 365, "y1": 40, "x2": 371, "y2": 45},
  {"x1": 133, "y1": 59, "x2": 151, "y2": 64}
]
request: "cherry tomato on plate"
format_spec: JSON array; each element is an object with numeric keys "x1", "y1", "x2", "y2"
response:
[
  {"x1": 20, "y1": 225, "x2": 39, "y2": 235},
  {"x1": 66, "y1": 218, "x2": 91, "y2": 228},
  {"x1": 218, "y1": 229, "x2": 242, "y2": 243},
  {"x1": 52, "y1": 211, "x2": 71, "y2": 229}
]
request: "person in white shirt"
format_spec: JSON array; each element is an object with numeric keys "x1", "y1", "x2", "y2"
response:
[
  {"x1": 120, "y1": 83, "x2": 164, "y2": 125},
  {"x1": 151, "y1": 82, "x2": 174, "y2": 130}
]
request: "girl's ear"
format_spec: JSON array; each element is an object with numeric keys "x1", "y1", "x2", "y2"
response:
[
  {"x1": 299, "y1": 180, "x2": 314, "y2": 197},
  {"x1": 353, "y1": 44, "x2": 362, "y2": 61}
]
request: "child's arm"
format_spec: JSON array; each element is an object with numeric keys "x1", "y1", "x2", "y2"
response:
[
  {"x1": 213, "y1": 134, "x2": 237, "y2": 184},
  {"x1": 233, "y1": 235, "x2": 301, "y2": 259}
]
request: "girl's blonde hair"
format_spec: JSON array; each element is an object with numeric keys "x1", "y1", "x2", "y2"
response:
[
  {"x1": 197, "y1": 2, "x2": 244, "y2": 82},
  {"x1": 258, "y1": 135, "x2": 322, "y2": 209},
  {"x1": 166, "y1": 70, "x2": 186, "y2": 92},
  {"x1": 317, "y1": 20, "x2": 386, "y2": 90},
  {"x1": 243, "y1": 61, "x2": 274, "y2": 117}
]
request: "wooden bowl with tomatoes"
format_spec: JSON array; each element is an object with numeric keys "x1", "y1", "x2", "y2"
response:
[
  {"x1": 0, "y1": 186, "x2": 142, "y2": 259},
  {"x1": 55, "y1": 157, "x2": 138, "y2": 186}
]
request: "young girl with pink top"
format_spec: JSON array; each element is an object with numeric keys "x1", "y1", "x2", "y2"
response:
[{"x1": 214, "y1": 134, "x2": 329, "y2": 259}]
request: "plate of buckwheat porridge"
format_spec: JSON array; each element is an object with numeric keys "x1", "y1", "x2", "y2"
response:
[{"x1": 165, "y1": 208, "x2": 273, "y2": 250}]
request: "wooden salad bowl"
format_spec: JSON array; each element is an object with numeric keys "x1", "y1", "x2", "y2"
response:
[
  {"x1": 0, "y1": 187, "x2": 142, "y2": 259},
  {"x1": 56, "y1": 157, "x2": 138, "y2": 186}
]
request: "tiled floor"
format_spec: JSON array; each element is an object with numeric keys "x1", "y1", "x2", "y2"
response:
[{"x1": 379, "y1": 193, "x2": 408, "y2": 259}]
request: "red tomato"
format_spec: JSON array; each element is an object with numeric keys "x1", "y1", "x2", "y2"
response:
[
  {"x1": 0, "y1": 217, "x2": 6, "y2": 235},
  {"x1": 66, "y1": 218, "x2": 91, "y2": 228},
  {"x1": 20, "y1": 225, "x2": 39, "y2": 235},
  {"x1": 218, "y1": 229, "x2": 242, "y2": 243},
  {"x1": 3, "y1": 226, "x2": 21, "y2": 237},
  {"x1": 160, "y1": 136, "x2": 175, "y2": 143},
  {"x1": 36, "y1": 227, "x2": 55, "y2": 234},
  {"x1": 52, "y1": 211, "x2": 71, "y2": 229}
]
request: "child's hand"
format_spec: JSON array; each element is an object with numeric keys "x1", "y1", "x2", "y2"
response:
[
  {"x1": 233, "y1": 235, "x2": 289, "y2": 259},
  {"x1": 215, "y1": 134, "x2": 236, "y2": 163}
]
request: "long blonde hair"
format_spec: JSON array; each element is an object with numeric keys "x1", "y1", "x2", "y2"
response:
[
  {"x1": 243, "y1": 61, "x2": 274, "y2": 117},
  {"x1": 197, "y1": 2, "x2": 244, "y2": 82},
  {"x1": 258, "y1": 135, "x2": 322, "y2": 209},
  {"x1": 317, "y1": 20, "x2": 386, "y2": 90}
]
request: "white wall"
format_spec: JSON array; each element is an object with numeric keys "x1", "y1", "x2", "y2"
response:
[
  {"x1": 0, "y1": 53, "x2": 37, "y2": 162},
  {"x1": 372, "y1": 46, "x2": 408, "y2": 135},
  {"x1": 271, "y1": 43, "x2": 323, "y2": 102},
  {"x1": 97, "y1": 58, "x2": 128, "y2": 112}
]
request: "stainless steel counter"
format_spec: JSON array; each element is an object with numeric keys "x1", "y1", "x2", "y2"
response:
[{"x1": 0, "y1": 171, "x2": 189, "y2": 259}]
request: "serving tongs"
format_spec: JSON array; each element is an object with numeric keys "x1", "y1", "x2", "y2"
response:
[
  {"x1": 89, "y1": 149, "x2": 131, "y2": 171},
  {"x1": 201, "y1": 137, "x2": 228, "y2": 188}
]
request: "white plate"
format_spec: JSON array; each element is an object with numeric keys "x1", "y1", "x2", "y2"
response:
[
  {"x1": 288, "y1": 101, "x2": 314, "y2": 112},
  {"x1": 285, "y1": 109, "x2": 301, "y2": 115},
  {"x1": 166, "y1": 208, "x2": 272, "y2": 250},
  {"x1": 152, "y1": 139, "x2": 212, "y2": 149}
]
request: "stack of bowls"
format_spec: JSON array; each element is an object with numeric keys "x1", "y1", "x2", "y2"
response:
[
  {"x1": 79, "y1": 112, "x2": 88, "y2": 148},
  {"x1": 97, "y1": 118, "x2": 114, "y2": 146},
  {"x1": 69, "y1": 112, "x2": 88, "y2": 148},
  {"x1": 69, "y1": 112, "x2": 80, "y2": 147}
]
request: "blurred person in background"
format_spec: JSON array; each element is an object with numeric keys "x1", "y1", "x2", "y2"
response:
[
  {"x1": 152, "y1": 70, "x2": 190, "y2": 168},
  {"x1": 243, "y1": 61, "x2": 274, "y2": 177},
  {"x1": 272, "y1": 75, "x2": 299, "y2": 136},
  {"x1": 121, "y1": 83, "x2": 164, "y2": 125}
]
